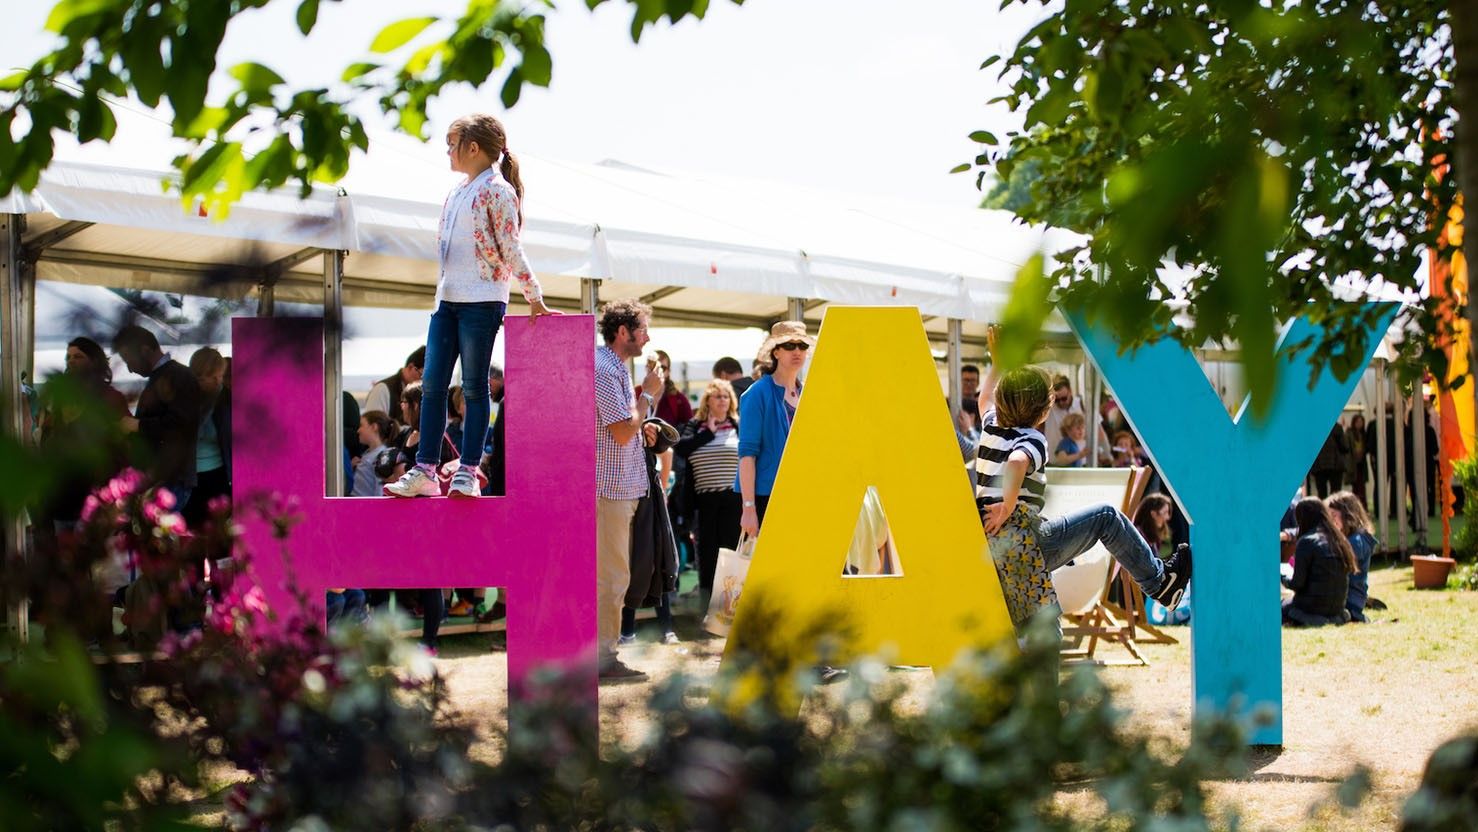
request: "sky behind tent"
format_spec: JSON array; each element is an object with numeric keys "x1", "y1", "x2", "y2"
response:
[
  {"x1": 6, "y1": 1, "x2": 1044, "y2": 391},
  {"x1": 1, "y1": 0, "x2": 1036, "y2": 209}
]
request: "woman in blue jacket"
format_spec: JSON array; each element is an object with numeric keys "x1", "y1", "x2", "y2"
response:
[{"x1": 737, "y1": 321, "x2": 815, "y2": 537}]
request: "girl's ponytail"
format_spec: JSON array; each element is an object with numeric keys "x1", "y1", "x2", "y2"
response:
[{"x1": 500, "y1": 149, "x2": 524, "y2": 227}]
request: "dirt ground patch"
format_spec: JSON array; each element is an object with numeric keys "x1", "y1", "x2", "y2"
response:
[{"x1": 433, "y1": 563, "x2": 1478, "y2": 830}]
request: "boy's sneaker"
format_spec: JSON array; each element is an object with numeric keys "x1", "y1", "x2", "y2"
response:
[
  {"x1": 1151, "y1": 543, "x2": 1193, "y2": 609},
  {"x1": 617, "y1": 634, "x2": 636, "y2": 646},
  {"x1": 598, "y1": 659, "x2": 647, "y2": 683},
  {"x1": 384, "y1": 466, "x2": 439, "y2": 498},
  {"x1": 447, "y1": 468, "x2": 479, "y2": 498},
  {"x1": 662, "y1": 631, "x2": 680, "y2": 645}
]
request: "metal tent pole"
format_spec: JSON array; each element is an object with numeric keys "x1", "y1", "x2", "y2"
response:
[
  {"x1": 580, "y1": 278, "x2": 601, "y2": 315},
  {"x1": 1374, "y1": 361, "x2": 1389, "y2": 546},
  {"x1": 2, "y1": 215, "x2": 28, "y2": 643},
  {"x1": 787, "y1": 297, "x2": 805, "y2": 322},
  {"x1": 946, "y1": 318, "x2": 962, "y2": 409},
  {"x1": 1394, "y1": 382, "x2": 1408, "y2": 554},
  {"x1": 1411, "y1": 391, "x2": 1429, "y2": 548},
  {"x1": 324, "y1": 250, "x2": 345, "y2": 498}
]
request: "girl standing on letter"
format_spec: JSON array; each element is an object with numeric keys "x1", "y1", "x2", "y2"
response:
[{"x1": 387, "y1": 114, "x2": 554, "y2": 498}]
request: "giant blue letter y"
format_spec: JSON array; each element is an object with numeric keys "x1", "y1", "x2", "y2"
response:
[{"x1": 1067, "y1": 305, "x2": 1396, "y2": 745}]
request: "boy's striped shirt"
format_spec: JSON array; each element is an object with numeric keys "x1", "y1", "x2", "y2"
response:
[{"x1": 973, "y1": 407, "x2": 1049, "y2": 513}]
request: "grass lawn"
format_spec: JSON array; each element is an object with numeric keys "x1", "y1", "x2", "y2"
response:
[{"x1": 1097, "y1": 562, "x2": 1478, "y2": 830}]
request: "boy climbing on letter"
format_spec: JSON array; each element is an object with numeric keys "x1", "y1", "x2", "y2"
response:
[{"x1": 975, "y1": 325, "x2": 1192, "y2": 634}]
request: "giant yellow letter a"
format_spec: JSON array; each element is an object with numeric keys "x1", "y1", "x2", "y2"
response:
[{"x1": 724, "y1": 307, "x2": 1016, "y2": 672}]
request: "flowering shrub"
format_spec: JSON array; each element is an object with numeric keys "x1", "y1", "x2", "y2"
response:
[{"x1": 8, "y1": 464, "x2": 1473, "y2": 830}]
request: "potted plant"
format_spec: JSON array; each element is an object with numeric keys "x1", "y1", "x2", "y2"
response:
[
  {"x1": 1421, "y1": 456, "x2": 1478, "y2": 589},
  {"x1": 1412, "y1": 552, "x2": 1458, "y2": 589}
]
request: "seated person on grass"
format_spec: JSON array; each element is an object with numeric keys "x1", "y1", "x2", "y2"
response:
[
  {"x1": 975, "y1": 325, "x2": 1192, "y2": 635},
  {"x1": 1326, "y1": 490, "x2": 1377, "y2": 622},
  {"x1": 1282, "y1": 497, "x2": 1357, "y2": 627}
]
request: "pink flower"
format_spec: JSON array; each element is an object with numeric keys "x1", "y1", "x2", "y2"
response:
[
  {"x1": 242, "y1": 585, "x2": 269, "y2": 616},
  {"x1": 158, "y1": 513, "x2": 186, "y2": 536},
  {"x1": 80, "y1": 495, "x2": 101, "y2": 522},
  {"x1": 153, "y1": 487, "x2": 176, "y2": 510}
]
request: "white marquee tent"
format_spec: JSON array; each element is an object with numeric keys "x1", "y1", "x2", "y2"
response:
[{"x1": 1, "y1": 105, "x2": 1071, "y2": 518}]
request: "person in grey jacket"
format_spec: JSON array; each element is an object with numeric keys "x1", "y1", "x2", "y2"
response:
[{"x1": 622, "y1": 418, "x2": 681, "y2": 644}]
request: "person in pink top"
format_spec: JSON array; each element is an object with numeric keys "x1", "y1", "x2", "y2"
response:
[{"x1": 386, "y1": 113, "x2": 556, "y2": 499}]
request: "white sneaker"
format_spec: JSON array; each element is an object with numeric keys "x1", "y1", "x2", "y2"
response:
[
  {"x1": 662, "y1": 631, "x2": 680, "y2": 645},
  {"x1": 384, "y1": 466, "x2": 439, "y2": 498},
  {"x1": 447, "y1": 468, "x2": 479, "y2": 498}
]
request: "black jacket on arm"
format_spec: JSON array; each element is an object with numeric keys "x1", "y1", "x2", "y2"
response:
[{"x1": 626, "y1": 418, "x2": 680, "y2": 608}]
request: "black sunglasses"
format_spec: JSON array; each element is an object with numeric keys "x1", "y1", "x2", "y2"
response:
[{"x1": 777, "y1": 342, "x2": 809, "y2": 352}]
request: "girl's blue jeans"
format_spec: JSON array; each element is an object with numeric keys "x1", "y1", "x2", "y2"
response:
[{"x1": 417, "y1": 300, "x2": 506, "y2": 468}]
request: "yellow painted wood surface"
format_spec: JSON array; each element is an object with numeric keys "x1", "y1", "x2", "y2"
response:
[{"x1": 723, "y1": 307, "x2": 1017, "y2": 673}]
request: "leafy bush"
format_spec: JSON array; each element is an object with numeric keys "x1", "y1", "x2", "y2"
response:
[
  {"x1": 3, "y1": 462, "x2": 1470, "y2": 831},
  {"x1": 1449, "y1": 457, "x2": 1478, "y2": 562},
  {"x1": 1401, "y1": 734, "x2": 1478, "y2": 831}
]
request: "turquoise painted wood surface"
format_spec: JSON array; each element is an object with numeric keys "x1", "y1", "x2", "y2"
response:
[{"x1": 1066, "y1": 305, "x2": 1397, "y2": 745}]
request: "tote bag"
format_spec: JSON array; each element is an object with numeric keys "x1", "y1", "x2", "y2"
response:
[{"x1": 703, "y1": 534, "x2": 756, "y2": 636}]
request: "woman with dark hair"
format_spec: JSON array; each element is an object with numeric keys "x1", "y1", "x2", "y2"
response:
[
  {"x1": 34, "y1": 336, "x2": 131, "y2": 557},
  {"x1": 652, "y1": 350, "x2": 693, "y2": 426},
  {"x1": 1283, "y1": 496, "x2": 1358, "y2": 627},
  {"x1": 61, "y1": 336, "x2": 128, "y2": 416},
  {"x1": 737, "y1": 321, "x2": 815, "y2": 538},
  {"x1": 1131, "y1": 493, "x2": 1173, "y2": 555}
]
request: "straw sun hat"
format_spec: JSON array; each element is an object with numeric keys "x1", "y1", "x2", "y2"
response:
[{"x1": 754, "y1": 320, "x2": 816, "y2": 370}]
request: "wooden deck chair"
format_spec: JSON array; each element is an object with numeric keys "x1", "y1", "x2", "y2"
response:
[
  {"x1": 1057, "y1": 466, "x2": 1170, "y2": 666},
  {"x1": 1040, "y1": 468, "x2": 1138, "y2": 665}
]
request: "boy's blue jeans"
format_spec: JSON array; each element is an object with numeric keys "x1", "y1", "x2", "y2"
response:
[
  {"x1": 1038, "y1": 503, "x2": 1166, "y2": 596},
  {"x1": 417, "y1": 300, "x2": 507, "y2": 468}
]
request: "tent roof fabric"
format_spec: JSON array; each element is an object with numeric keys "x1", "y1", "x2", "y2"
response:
[{"x1": 4, "y1": 111, "x2": 1074, "y2": 347}]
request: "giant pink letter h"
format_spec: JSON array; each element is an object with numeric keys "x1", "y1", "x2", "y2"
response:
[{"x1": 233, "y1": 315, "x2": 597, "y2": 714}]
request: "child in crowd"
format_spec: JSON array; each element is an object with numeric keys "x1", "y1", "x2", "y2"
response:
[
  {"x1": 352, "y1": 411, "x2": 397, "y2": 497},
  {"x1": 1283, "y1": 497, "x2": 1358, "y2": 627},
  {"x1": 1326, "y1": 491, "x2": 1376, "y2": 622},
  {"x1": 976, "y1": 326, "x2": 1191, "y2": 634},
  {"x1": 1051, "y1": 412, "x2": 1090, "y2": 467}
]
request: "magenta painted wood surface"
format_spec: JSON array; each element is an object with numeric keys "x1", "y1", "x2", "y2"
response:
[{"x1": 232, "y1": 315, "x2": 597, "y2": 707}]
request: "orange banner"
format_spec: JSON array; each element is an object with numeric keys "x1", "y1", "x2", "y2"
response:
[{"x1": 1431, "y1": 187, "x2": 1468, "y2": 556}]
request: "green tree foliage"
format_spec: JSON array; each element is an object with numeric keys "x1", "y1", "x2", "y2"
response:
[
  {"x1": 971, "y1": 0, "x2": 1454, "y2": 416},
  {"x1": 980, "y1": 158, "x2": 1040, "y2": 215},
  {"x1": 0, "y1": 0, "x2": 740, "y2": 217}
]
